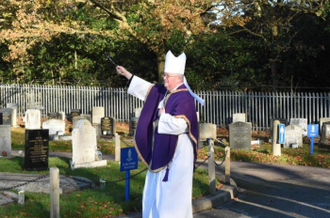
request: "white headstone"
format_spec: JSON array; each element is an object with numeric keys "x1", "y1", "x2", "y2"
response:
[
  {"x1": 92, "y1": 107, "x2": 104, "y2": 125},
  {"x1": 199, "y1": 123, "x2": 217, "y2": 141},
  {"x1": 5, "y1": 104, "x2": 18, "y2": 128},
  {"x1": 319, "y1": 118, "x2": 330, "y2": 133},
  {"x1": 232, "y1": 113, "x2": 246, "y2": 123},
  {"x1": 25, "y1": 109, "x2": 41, "y2": 129},
  {"x1": 42, "y1": 119, "x2": 65, "y2": 136},
  {"x1": 284, "y1": 124, "x2": 303, "y2": 148},
  {"x1": 70, "y1": 119, "x2": 106, "y2": 169},
  {"x1": 134, "y1": 108, "x2": 142, "y2": 118},
  {"x1": 0, "y1": 125, "x2": 11, "y2": 157},
  {"x1": 290, "y1": 118, "x2": 307, "y2": 136},
  {"x1": 59, "y1": 111, "x2": 66, "y2": 121}
]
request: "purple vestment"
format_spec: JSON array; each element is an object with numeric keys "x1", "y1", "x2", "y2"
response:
[{"x1": 135, "y1": 84, "x2": 199, "y2": 172}]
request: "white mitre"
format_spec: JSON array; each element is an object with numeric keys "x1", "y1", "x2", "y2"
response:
[
  {"x1": 164, "y1": 50, "x2": 186, "y2": 75},
  {"x1": 164, "y1": 50, "x2": 204, "y2": 106}
]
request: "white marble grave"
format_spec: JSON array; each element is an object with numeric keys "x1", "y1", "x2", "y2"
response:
[
  {"x1": 199, "y1": 123, "x2": 217, "y2": 141},
  {"x1": 70, "y1": 119, "x2": 107, "y2": 169},
  {"x1": 232, "y1": 113, "x2": 246, "y2": 123},
  {"x1": 25, "y1": 109, "x2": 41, "y2": 129},
  {"x1": 290, "y1": 118, "x2": 307, "y2": 136},
  {"x1": 284, "y1": 124, "x2": 303, "y2": 148},
  {"x1": 0, "y1": 125, "x2": 11, "y2": 157},
  {"x1": 42, "y1": 119, "x2": 65, "y2": 135},
  {"x1": 92, "y1": 107, "x2": 104, "y2": 125}
]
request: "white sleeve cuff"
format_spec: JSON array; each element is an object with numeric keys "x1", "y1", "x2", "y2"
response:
[{"x1": 158, "y1": 114, "x2": 188, "y2": 135}]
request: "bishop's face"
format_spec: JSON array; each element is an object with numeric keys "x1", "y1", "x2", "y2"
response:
[{"x1": 163, "y1": 73, "x2": 182, "y2": 90}]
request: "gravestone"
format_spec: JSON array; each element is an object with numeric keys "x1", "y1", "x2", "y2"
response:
[
  {"x1": 6, "y1": 104, "x2": 19, "y2": 127},
  {"x1": 0, "y1": 108, "x2": 13, "y2": 126},
  {"x1": 72, "y1": 115, "x2": 92, "y2": 129},
  {"x1": 199, "y1": 123, "x2": 217, "y2": 141},
  {"x1": 24, "y1": 129, "x2": 49, "y2": 171},
  {"x1": 92, "y1": 107, "x2": 104, "y2": 125},
  {"x1": 229, "y1": 122, "x2": 252, "y2": 150},
  {"x1": 70, "y1": 119, "x2": 107, "y2": 169},
  {"x1": 290, "y1": 118, "x2": 307, "y2": 136},
  {"x1": 320, "y1": 121, "x2": 330, "y2": 144},
  {"x1": 0, "y1": 125, "x2": 12, "y2": 157},
  {"x1": 42, "y1": 119, "x2": 65, "y2": 136},
  {"x1": 59, "y1": 111, "x2": 66, "y2": 121},
  {"x1": 101, "y1": 117, "x2": 116, "y2": 136},
  {"x1": 25, "y1": 109, "x2": 41, "y2": 129},
  {"x1": 319, "y1": 118, "x2": 330, "y2": 134},
  {"x1": 48, "y1": 112, "x2": 62, "y2": 120},
  {"x1": 134, "y1": 108, "x2": 142, "y2": 118},
  {"x1": 129, "y1": 109, "x2": 141, "y2": 136},
  {"x1": 284, "y1": 124, "x2": 303, "y2": 148},
  {"x1": 232, "y1": 113, "x2": 246, "y2": 123},
  {"x1": 70, "y1": 109, "x2": 81, "y2": 121}
]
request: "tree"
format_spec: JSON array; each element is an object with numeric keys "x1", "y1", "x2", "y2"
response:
[
  {"x1": 212, "y1": 0, "x2": 327, "y2": 91},
  {"x1": 88, "y1": 0, "x2": 216, "y2": 81}
]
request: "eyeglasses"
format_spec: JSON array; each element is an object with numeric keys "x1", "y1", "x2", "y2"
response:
[{"x1": 163, "y1": 74, "x2": 180, "y2": 79}]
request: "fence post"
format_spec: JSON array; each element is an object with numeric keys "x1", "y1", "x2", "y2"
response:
[
  {"x1": 115, "y1": 133, "x2": 121, "y2": 162},
  {"x1": 225, "y1": 146, "x2": 231, "y2": 185},
  {"x1": 272, "y1": 120, "x2": 281, "y2": 156},
  {"x1": 207, "y1": 138, "x2": 216, "y2": 195},
  {"x1": 50, "y1": 167, "x2": 62, "y2": 218}
]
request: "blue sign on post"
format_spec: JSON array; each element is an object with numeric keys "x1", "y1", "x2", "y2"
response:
[
  {"x1": 120, "y1": 147, "x2": 138, "y2": 201},
  {"x1": 278, "y1": 124, "x2": 285, "y2": 144},
  {"x1": 307, "y1": 124, "x2": 319, "y2": 156}
]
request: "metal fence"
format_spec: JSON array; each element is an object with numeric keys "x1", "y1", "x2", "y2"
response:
[{"x1": 1, "y1": 84, "x2": 330, "y2": 130}]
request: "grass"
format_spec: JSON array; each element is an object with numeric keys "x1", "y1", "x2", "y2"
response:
[{"x1": 1, "y1": 125, "x2": 219, "y2": 217}]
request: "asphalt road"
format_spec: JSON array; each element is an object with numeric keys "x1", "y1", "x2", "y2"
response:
[{"x1": 194, "y1": 161, "x2": 330, "y2": 218}]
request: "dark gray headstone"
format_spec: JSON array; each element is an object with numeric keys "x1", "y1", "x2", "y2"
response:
[
  {"x1": 101, "y1": 117, "x2": 116, "y2": 136},
  {"x1": 70, "y1": 109, "x2": 81, "y2": 121},
  {"x1": 48, "y1": 112, "x2": 62, "y2": 120},
  {"x1": 0, "y1": 108, "x2": 13, "y2": 126},
  {"x1": 320, "y1": 122, "x2": 330, "y2": 144},
  {"x1": 129, "y1": 114, "x2": 138, "y2": 136},
  {"x1": 24, "y1": 129, "x2": 49, "y2": 171},
  {"x1": 229, "y1": 121, "x2": 252, "y2": 150}
]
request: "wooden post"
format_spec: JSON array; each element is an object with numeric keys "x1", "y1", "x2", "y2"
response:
[
  {"x1": 272, "y1": 120, "x2": 281, "y2": 156},
  {"x1": 225, "y1": 146, "x2": 231, "y2": 185},
  {"x1": 115, "y1": 133, "x2": 121, "y2": 162},
  {"x1": 50, "y1": 167, "x2": 62, "y2": 218},
  {"x1": 207, "y1": 138, "x2": 216, "y2": 195}
]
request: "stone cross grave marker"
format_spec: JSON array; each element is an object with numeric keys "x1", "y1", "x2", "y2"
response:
[
  {"x1": 229, "y1": 121, "x2": 252, "y2": 150},
  {"x1": 290, "y1": 118, "x2": 307, "y2": 136},
  {"x1": 25, "y1": 109, "x2": 41, "y2": 129},
  {"x1": 70, "y1": 119, "x2": 107, "y2": 169},
  {"x1": 0, "y1": 125, "x2": 12, "y2": 157},
  {"x1": 92, "y1": 107, "x2": 104, "y2": 125},
  {"x1": 24, "y1": 129, "x2": 49, "y2": 171},
  {"x1": 284, "y1": 124, "x2": 303, "y2": 148}
]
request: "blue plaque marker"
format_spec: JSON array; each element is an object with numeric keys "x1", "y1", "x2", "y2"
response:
[
  {"x1": 307, "y1": 124, "x2": 319, "y2": 156},
  {"x1": 278, "y1": 124, "x2": 285, "y2": 144},
  {"x1": 120, "y1": 147, "x2": 138, "y2": 201}
]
